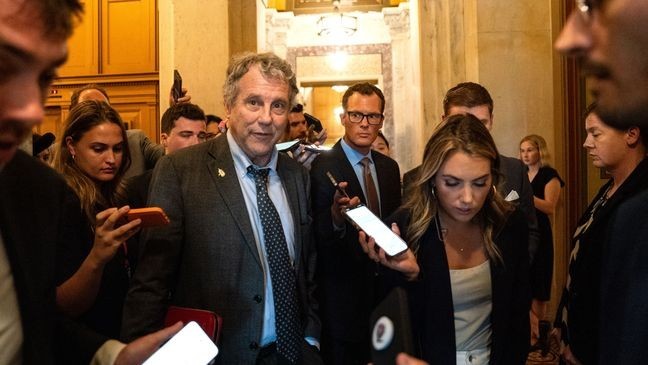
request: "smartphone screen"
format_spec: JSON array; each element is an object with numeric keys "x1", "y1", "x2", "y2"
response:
[
  {"x1": 345, "y1": 205, "x2": 408, "y2": 256},
  {"x1": 143, "y1": 321, "x2": 218, "y2": 365},
  {"x1": 304, "y1": 144, "x2": 331, "y2": 153},
  {"x1": 276, "y1": 139, "x2": 300, "y2": 152}
]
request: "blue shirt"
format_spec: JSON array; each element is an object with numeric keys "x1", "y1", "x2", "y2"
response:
[{"x1": 340, "y1": 138, "x2": 381, "y2": 214}]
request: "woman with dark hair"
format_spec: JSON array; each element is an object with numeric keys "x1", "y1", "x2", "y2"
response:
[
  {"x1": 519, "y1": 134, "x2": 564, "y2": 345},
  {"x1": 554, "y1": 103, "x2": 648, "y2": 365},
  {"x1": 359, "y1": 114, "x2": 530, "y2": 364},
  {"x1": 53, "y1": 100, "x2": 141, "y2": 338}
]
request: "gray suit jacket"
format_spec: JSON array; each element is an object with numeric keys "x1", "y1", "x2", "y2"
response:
[
  {"x1": 121, "y1": 135, "x2": 320, "y2": 364},
  {"x1": 124, "y1": 129, "x2": 164, "y2": 179}
]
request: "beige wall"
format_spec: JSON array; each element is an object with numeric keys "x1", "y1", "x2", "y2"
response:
[
  {"x1": 419, "y1": 0, "x2": 566, "y2": 317},
  {"x1": 159, "y1": 0, "x2": 230, "y2": 122}
]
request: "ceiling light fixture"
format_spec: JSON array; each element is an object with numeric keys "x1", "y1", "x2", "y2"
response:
[{"x1": 317, "y1": 1, "x2": 357, "y2": 37}]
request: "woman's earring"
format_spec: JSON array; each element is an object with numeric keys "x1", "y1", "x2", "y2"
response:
[{"x1": 431, "y1": 185, "x2": 437, "y2": 200}]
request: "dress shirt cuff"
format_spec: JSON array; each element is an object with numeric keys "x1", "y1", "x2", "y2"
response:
[
  {"x1": 331, "y1": 220, "x2": 346, "y2": 238},
  {"x1": 305, "y1": 336, "x2": 320, "y2": 350},
  {"x1": 90, "y1": 339, "x2": 126, "y2": 365}
]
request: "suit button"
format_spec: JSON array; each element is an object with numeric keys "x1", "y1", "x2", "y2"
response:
[
  {"x1": 249, "y1": 341, "x2": 259, "y2": 350},
  {"x1": 253, "y1": 294, "x2": 263, "y2": 303}
]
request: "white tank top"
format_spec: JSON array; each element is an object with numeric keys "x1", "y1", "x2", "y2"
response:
[{"x1": 449, "y1": 259, "x2": 492, "y2": 351}]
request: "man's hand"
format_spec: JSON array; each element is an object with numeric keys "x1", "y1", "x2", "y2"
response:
[
  {"x1": 330, "y1": 181, "x2": 361, "y2": 226},
  {"x1": 114, "y1": 322, "x2": 183, "y2": 365},
  {"x1": 169, "y1": 87, "x2": 191, "y2": 106}
]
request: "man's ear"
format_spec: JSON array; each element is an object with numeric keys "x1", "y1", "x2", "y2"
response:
[
  {"x1": 65, "y1": 136, "x2": 76, "y2": 157},
  {"x1": 160, "y1": 133, "x2": 169, "y2": 148},
  {"x1": 625, "y1": 126, "x2": 641, "y2": 146}
]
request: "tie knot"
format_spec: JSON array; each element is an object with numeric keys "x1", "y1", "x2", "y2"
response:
[
  {"x1": 360, "y1": 157, "x2": 371, "y2": 168},
  {"x1": 247, "y1": 166, "x2": 270, "y2": 183}
]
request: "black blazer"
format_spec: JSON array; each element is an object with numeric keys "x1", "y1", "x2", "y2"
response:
[
  {"x1": 310, "y1": 140, "x2": 401, "y2": 341},
  {"x1": 560, "y1": 158, "x2": 648, "y2": 364},
  {"x1": 0, "y1": 151, "x2": 107, "y2": 364},
  {"x1": 385, "y1": 208, "x2": 530, "y2": 365}
]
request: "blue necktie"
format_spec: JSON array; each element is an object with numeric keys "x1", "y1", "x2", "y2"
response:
[{"x1": 248, "y1": 166, "x2": 302, "y2": 364}]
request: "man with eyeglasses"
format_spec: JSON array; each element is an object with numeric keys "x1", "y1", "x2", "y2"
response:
[
  {"x1": 555, "y1": 1, "x2": 648, "y2": 364},
  {"x1": 310, "y1": 82, "x2": 401, "y2": 364},
  {"x1": 124, "y1": 103, "x2": 206, "y2": 209}
]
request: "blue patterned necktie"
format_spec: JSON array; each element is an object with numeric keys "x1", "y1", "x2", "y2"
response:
[{"x1": 247, "y1": 166, "x2": 302, "y2": 364}]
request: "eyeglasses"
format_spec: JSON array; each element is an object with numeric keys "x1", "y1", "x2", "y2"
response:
[{"x1": 346, "y1": 111, "x2": 384, "y2": 125}]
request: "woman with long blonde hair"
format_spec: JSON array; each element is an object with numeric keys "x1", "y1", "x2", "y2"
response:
[
  {"x1": 360, "y1": 114, "x2": 530, "y2": 364},
  {"x1": 519, "y1": 134, "x2": 563, "y2": 346}
]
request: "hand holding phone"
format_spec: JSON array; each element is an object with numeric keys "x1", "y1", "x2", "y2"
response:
[
  {"x1": 126, "y1": 207, "x2": 170, "y2": 228},
  {"x1": 346, "y1": 205, "x2": 408, "y2": 256},
  {"x1": 142, "y1": 321, "x2": 218, "y2": 365},
  {"x1": 172, "y1": 70, "x2": 183, "y2": 103}
]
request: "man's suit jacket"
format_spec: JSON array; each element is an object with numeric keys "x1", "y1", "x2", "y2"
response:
[
  {"x1": 0, "y1": 151, "x2": 106, "y2": 364},
  {"x1": 121, "y1": 135, "x2": 320, "y2": 364},
  {"x1": 403, "y1": 155, "x2": 540, "y2": 262},
  {"x1": 123, "y1": 129, "x2": 164, "y2": 179},
  {"x1": 310, "y1": 141, "x2": 401, "y2": 341}
]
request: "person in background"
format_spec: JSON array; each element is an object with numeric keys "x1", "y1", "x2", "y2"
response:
[
  {"x1": 519, "y1": 134, "x2": 564, "y2": 348},
  {"x1": 32, "y1": 132, "x2": 55, "y2": 163},
  {"x1": 70, "y1": 84, "x2": 165, "y2": 179},
  {"x1": 556, "y1": 3, "x2": 648, "y2": 362},
  {"x1": 205, "y1": 114, "x2": 225, "y2": 140},
  {"x1": 124, "y1": 103, "x2": 207, "y2": 209},
  {"x1": 310, "y1": 82, "x2": 401, "y2": 364},
  {"x1": 360, "y1": 114, "x2": 530, "y2": 365},
  {"x1": 0, "y1": 1, "x2": 180, "y2": 363},
  {"x1": 53, "y1": 100, "x2": 141, "y2": 343},
  {"x1": 554, "y1": 103, "x2": 648, "y2": 365},
  {"x1": 371, "y1": 130, "x2": 390, "y2": 156}
]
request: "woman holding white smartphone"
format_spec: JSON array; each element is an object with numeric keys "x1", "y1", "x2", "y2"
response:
[{"x1": 359, "y1": 114, "x2": 530, "y2": 364}]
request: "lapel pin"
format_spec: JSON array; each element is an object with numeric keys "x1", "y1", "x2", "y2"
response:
[{"x1": 218, "y1": 168, "x2": 226, "y2": 177}]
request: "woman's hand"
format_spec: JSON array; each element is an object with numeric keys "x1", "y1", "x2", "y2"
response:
[
  {"x1": 358, "y1": 223, "x2": 420, "y2": 281},
  {"x1": 89, "y1": 206, "x2": 141, "y2": 267}
]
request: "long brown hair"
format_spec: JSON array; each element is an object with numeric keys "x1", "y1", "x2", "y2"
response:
[
  {"x1": 53, "y1": 100, "x2": 131, "y2": 225},
  {"x1": 403, "y1": 114, "x2": 513, "y2": 263}
]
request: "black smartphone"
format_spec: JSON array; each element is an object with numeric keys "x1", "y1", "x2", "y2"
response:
[
  {"x1": 370, "y1": 287, "x2": 415, "y2": 365},
  {"x1": 172, "y1": 69, "x2": 183, "y2": 103}
]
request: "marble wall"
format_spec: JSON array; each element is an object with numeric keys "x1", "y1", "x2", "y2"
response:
[{"x1": 158, "y1": 0, "x2": 230, "y2": 119}]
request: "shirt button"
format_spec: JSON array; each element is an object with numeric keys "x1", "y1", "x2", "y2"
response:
[
  {"x1": 249, "y1": 341, "x2": 259, "y2": 350},
  {"x1": 253, "y1": 294, "x2": 263, "y2": 303}
]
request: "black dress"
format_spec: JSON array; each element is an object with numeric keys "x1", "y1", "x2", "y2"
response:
[{"x1": 529, "y1": 166, "x2": 563, "y2": 300}]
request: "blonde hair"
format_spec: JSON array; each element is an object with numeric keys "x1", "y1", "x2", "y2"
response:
[
  {"x1": 403, "y1": 114, "x2": 513, "y2": 263},
  {"x1": 519, "y1": 134, "x2": 550, "y2": 167},
  {"x1": 53, "y1": 100, "x2": 130, "y2": 225}
]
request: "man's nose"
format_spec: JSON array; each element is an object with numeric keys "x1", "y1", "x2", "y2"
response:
[{"x1": 555, "y1": 10, "x2": 593, "y2": 57}]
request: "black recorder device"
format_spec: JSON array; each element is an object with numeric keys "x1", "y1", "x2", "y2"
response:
[{"x1": 370, "y1": 287, "x2": 415, "y2": 365}]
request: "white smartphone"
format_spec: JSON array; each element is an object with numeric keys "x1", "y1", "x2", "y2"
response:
[
  {"x1": 303, "y1": 144, "x2": 331, "y2": 153},
  {"x1": 143, "y1": 321, "x2": 218, "y2": 365},
  {"x1": 345, "y1": 205, "x2": 408, "y2": 256},
  {"x1": 276, "y1": 139, "x2": 300, "y2": 152}
]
